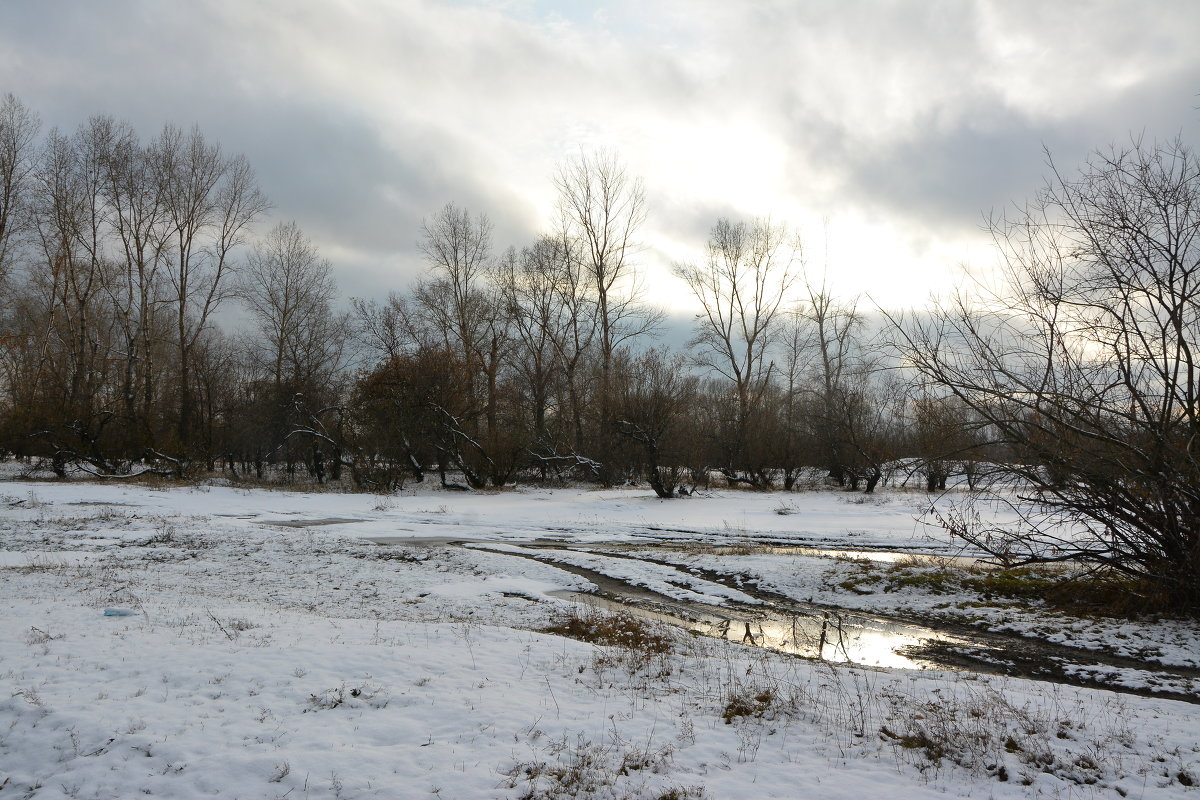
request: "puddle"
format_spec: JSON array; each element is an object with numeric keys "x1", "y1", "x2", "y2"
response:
[
  {"x1": 634, "y1": 541, "x2": 988, "y2": 568},
  {"x1": 551, "y1": 590, "x2": 959, "y2": 670},
  {"x1": 704, "y1": 610, "x2": 957, "y2": 669},
  {"x1": 368, "y1": 537, "x2": 973, "y2": 670},
  {"x1": 368, "y1": 533, "x2": 1198, "y2": 701},
  {"x1": 365, "y1": 534, "x2": 986, "y2": 568},
  {"x1": 260, "y1": 517, "x2": 365, "y2": 528}
]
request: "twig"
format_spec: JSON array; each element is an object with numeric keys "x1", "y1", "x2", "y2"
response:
[
  {"x1": 206, "y1": 609, "x2": 235, "y2": 641},
  {"x1": 544, "y1": 676, "x2": 560, "y2": 718}
]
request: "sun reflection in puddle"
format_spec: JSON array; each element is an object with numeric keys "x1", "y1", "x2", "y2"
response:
[
  {"x1": 706, "y1": 613, "x2": 940, "y2": 669},
  {"x1": 553, "y1": 591, "x2": 956, "y2": 671}
]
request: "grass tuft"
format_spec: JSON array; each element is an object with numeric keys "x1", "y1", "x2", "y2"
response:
[
  {"x1": 543, "y1": 606, "x2": 673, "y2": 655},
  {"x1": 721, "y1": 686, "x2": 778, "y2": 724}
]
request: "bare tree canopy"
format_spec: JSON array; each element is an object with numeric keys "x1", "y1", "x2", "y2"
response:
[
  {"x1": 242, "y1": 221, "x2": 345, "y2": 390},
  {"x1": 674, "y1": 217, "x2": 804, "y2": 487},
  {"x1": 554, "y1": 149, "x2": 657, "y2": 373},
  {"x1": 0, "y1": 93, "x2": 40, "y2": 293},
  {"x1": 418, "y1": 203, "x2": 492, "y2": 313},
  {"x1": 675, "y1": 217, "x2": 802, "y2": 411}
]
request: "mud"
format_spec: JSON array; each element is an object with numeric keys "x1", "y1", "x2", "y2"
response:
[{"x1": 372, "y1": 536, "x2": 1199, "y2": 703}]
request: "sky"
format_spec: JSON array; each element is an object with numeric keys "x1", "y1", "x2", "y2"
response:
[{"x1": 3, "y1": 0, "x2": 1199, "y2": 318}]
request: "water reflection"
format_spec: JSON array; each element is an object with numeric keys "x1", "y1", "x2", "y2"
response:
[
  {"x1": 552, "y1": 590, "x2": 957, "y2": 671},
  {"x1": 647, "y1": 542, "x2": 986, "y2": 568},
  {"x1": 705, "y1": 611, "x2": 944, "y2": 669}
]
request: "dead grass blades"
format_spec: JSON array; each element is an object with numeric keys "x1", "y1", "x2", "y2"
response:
[{"x1": 543, "y1": 605, "x2": 673, "y2": 656}]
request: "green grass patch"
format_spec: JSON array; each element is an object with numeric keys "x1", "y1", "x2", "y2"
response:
[
  {"x1": 830, "y1": 557, "x2": 1194, "y2": 618},
  {"x1": 960, "y1": 568, "x2": 1061, "y2": 601}
]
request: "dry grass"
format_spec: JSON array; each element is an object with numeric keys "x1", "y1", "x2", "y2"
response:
[
  {"x1": 832, "y1": 556, "x2": 1194, "y2": 618},
  {"x1": 721, "y1": 685, "x2": 779, "y2": 724},
  {"x1": 502, "y1": 732, "x2": 705, "y2": 800},
  {"x1": 543, "y1": 606, "x2": 673, "y2": 655},
  {"x1": 875, "y1": 682, "x2": 1131, "y2": 786}
]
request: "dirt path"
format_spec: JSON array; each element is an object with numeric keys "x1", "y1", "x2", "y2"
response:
[{"x1": 397, "y1": 538, "x2": 1200, "y2": 704}]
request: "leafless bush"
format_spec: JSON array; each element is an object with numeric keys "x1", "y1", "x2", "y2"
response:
[{"x1": 895, "y1": 138, "x2": 1200, "y2": 610}]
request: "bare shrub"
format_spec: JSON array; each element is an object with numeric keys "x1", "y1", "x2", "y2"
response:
[
  {"x1": 721, "y1": 685, "x2": 778, "y2": 724},
  {"x1": 896, "y1": 138, "x2": 1200, "y2": 611}
]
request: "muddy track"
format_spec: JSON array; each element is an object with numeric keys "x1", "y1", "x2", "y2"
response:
[
  {"x1": 474, "y1": 541, "x2": 1200, "y2": 704},
  {"x1": 626, "y1": 548, "x2": 1200, "y2": 704}
]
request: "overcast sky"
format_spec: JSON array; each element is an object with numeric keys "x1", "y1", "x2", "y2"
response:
[{"x1": 4, "y1": 0, "x2": 1199, "y2": 316}]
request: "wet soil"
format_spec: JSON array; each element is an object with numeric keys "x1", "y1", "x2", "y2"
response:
[
  {"x1": 372, "y1": 536, "x2": 1200, "y2": 704},
  {"x1": 260, "y1": 517, "x2": 366, "y2": 528}
]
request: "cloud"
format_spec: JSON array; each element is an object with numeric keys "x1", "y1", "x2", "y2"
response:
[{"x1": 2, "y1": 0, "x2": 1198, "y2": 313}]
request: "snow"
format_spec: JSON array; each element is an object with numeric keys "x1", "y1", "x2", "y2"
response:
[
  {"x1": 0, "y1": 479, "x2": 968, "y2": 550},
  {"x1": 652, "y1": 549, "x2": 1200, "y2": 671},
  {"x1": 473, "y1": 542, "x2": 763, "y2": 606},
  {"x1": 2, "y1": 479, "x2": 1198, "y2": 798}
]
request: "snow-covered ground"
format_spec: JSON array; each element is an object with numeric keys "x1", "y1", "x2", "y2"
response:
[
  {"x1": 0, "y1": 477, "x2": 979, "y2": 549},
  {"x1": 2, "y1": 478, "x2": 1198, "y2": 798}
]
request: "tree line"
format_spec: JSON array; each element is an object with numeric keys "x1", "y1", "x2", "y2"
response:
[
  {"x1": 3, "y1": 94, "x2": 1198, "y2": 606},
  {"x1": 0, "y1": 95, "x2": 984, "y2": 493}
]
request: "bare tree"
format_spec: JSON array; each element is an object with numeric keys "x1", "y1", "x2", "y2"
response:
[
  {"x1": 100, "y1": 119, "x2": 173, "y2": 436},
  {"x1": 498, "y1": 231, "x2": 599, "y2": 462},
  {"x1": 613, "y1": 347, "x2": 698, "y2": 498},
  {"x1": 896, "y1": 137, "x2": 1200, "y2": 609},
  {"x1": 554, "y1": 149, "x2": 658, "y2": 383},
  {"x1": 0, "y1": 93, "x2": 40, "y2": 298},
  {"x1": 415, "y1": 202, "x2": 520, "y2": 487},
  {"x1": 155, "y1": 124, "x2": 269, "y2": 452},
  {"x1": 904, "y1": 390, "x2": 989, "y2": 491},
  {"x1": 835, "y1": 370, "x2": 904, "y2": 493},
  {"x1": 773, "y1": 309, "x2": 819, "y2": 488},
  {"x1": 795, "y1": 282, "x2": 865, "y2": 486},
  {"x1": 675, "y1": 217, "x2": 802, "y2": 486},
  {"x1": 348, "y1": 291, "x2": 441, "y2": 486},
  {"x1": 417, "y1": 202, "x2": 493, "y2": 360},
  {"x1": 497, "y1": 239, "x2": 562, "y2": 446},
  {"x1": 353, "y1": 292, "x2": 424, "y2": 363},
  {"x1": 239, "y1": 221, "x2": 349, "y2": 479},
  {"x1": 242, "y1": 221, "x2": 345, "y2": 390}
]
